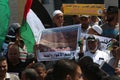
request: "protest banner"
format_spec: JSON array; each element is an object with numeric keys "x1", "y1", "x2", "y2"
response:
[
  {"x1": 36, "y1": 25, "x2": 112, "y2": 61},
  {"x1": 36, "y1": 25, "x2": 81, "y2": 61},
  {"x1": 95, "y1": 35, "x2": 112, "y2": 50},
  {"x1": 81, "y1": 33, "x2": 112, "y2": 51},
  {"x1": 62, "y1": 4, "x2": 104, "y2": 16}
]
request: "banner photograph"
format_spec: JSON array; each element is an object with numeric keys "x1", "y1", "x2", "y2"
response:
[
  {"x1": 37, "y1": 25, "x2": 81, "y2": 61},
  {"x1": 81, "y1": 33, "x2": 112, "y2": 51}
]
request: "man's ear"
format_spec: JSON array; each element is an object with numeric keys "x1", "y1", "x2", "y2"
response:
[{"x1": 65, "y1": 74, "x2": 72, "y2": 80}]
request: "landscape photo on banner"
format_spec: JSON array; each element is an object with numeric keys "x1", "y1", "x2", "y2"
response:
[{"x1": 37, "y1": 25, "x2": 81, "y2": 61}]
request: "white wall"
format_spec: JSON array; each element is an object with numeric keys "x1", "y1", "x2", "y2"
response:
[
  {"x1": 9, "y1": 0, "x2": 19, "y2": 24},
  {"x1": 104, "y1": 0, "x2": 118, "y2": 9}
]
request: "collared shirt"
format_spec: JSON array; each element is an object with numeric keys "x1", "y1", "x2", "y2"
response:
[
  {"x1": 84, "y1": 50, "x2": 110, "y2": 65},
  {"x1": 5, "y1": 73, "x2": 10, "y2": 80},
  {"x1": 5, "y1": 73, "x2": 20, "y2": 80}
]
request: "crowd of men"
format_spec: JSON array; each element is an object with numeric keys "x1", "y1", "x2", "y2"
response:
[{"x1": 0, "y1": 5, "x2": 120, "y2": 80}]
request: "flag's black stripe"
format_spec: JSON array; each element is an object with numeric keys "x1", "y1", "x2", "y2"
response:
[{"x1": 31, "y1": 0, "x2": 53, "y2": 28}]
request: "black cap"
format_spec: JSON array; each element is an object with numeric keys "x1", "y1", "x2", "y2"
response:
[
  {"x1": 87, "y1": 35, "x2": 97, "y2": 41},
  {"x1": 107, "y1": 6, "x2": 118, "y2": 14},
  {"x1": 6, "y1": 23, "x2": 20, "y2": 42}
]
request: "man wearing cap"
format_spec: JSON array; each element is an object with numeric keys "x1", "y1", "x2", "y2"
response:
[
  {"x1": 101, "y1": 6, "x2": 119, "y2": 38},
  {"x1": 52, "y1": 10, "x2": 64, "y2": 27},
  {"x1": 79, "y1": 35, "x2": 110, "y2": 65},
  {"x1": 87, "y1": 25, "x2": 103, "y2": 36},
  {"x1": 79, "y1": 15, "x2": 91, "y2": 33}
]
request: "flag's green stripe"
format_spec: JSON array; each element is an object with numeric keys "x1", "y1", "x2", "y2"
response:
[{"x1": 20, "y1": 20, "x2": 35, "y2": 53}]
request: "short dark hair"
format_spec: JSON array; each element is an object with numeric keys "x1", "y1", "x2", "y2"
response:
[
  {"x1": 87, "y1": 35, "x2": 97, "y2": 42},
  {"x1": 32, "y1": 62, "x2": 46, "y2": 70},
  {"x1": 22, "y1": 68, "x2": 39, "y2": 80},
  {"x1": 0, "y1": 56, "x2": 6, "y2": 62},
  {"x1": 52, "y1": 59, "x2": 78, "y2": 80},
  {"x1": 107, "y1": 6, "x2": 118, "y2": 14}
]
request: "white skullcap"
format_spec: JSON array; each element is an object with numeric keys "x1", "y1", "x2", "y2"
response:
[
  {"x1": 80, "y1": 15, "x2": 89, "y2": 18},
  {"x1": 53, "y1": 10, "x2": 63, "y2": 17},
  {"x1": 92, "y1": 25, "x2": 103, "y2": 35}
]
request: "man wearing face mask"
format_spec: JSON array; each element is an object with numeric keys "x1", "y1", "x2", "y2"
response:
[{"x1": 79, "y1": 35, "x2": 110, "y2": 65}]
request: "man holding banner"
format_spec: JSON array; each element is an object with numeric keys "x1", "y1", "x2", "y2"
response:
[{"x1": 79, "y1": 35, "x2": 110, "y2": 65}]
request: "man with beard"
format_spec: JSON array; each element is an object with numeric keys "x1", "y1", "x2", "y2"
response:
[
  {"x1": 101, "y1": 6, "x2": 119, "y2": 39},
  {"x1": 52, "y1": 10, "x2": 64, "y2": 27},
  {"x1": 79, "y1": 35, "x2": 110, "y2": 65},
  {"x1": 79, "y1": 15, "x2": 91, "y2": 34}
]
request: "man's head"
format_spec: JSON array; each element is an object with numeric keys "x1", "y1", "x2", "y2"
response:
[
  {"x1": 87, "y1": 25, "x2": 103, "y2": 35},
  {"x1": 6, "y1": 23, "x2": 20, "y2": 42},
  {"x1": 0, "y1": 56, "x2": 8, "y2": 79},
  {"x1": 106, "y1": 6, "x2": 118, "y2": 23},
  {"x1": 52, "y1": 10, "x2": 64, "y2": 27},
  {"x1": 90, "y1": 16, "x2": 98, "y2": 23},
  {"x1": 111, "y1": 41, "x2": 119, "y2": 57},
  {"x1": 107, "y1": 6, "x2": 118, "y2": 14},
  {"x1": 72, "y1": 15, "x2": 80, "y2": 24},
  {"x1": 21, "y1": 68, "x2": 39, "y2": 80},
  {"x1": 80, "y1": 15, "x2": 90, "y2": 31},
  {"x1": 86, "y1": 35, "x2": 99, "y2": 53},
  {"x1": 53, "y1": 59, "x2": 83, "y2": 80},
  {"x1": 7, "y1": 43, "x2": 20, "y2": 63},
  {"x1": 32, "y1": 62, "x2": 47, "y2": 80}
]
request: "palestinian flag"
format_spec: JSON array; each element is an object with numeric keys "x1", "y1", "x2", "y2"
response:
[
  {"x1": 20, "y1": 0, "x2": 52, "y2": 53},
  {"x1": 0, "y1": 0, "x2": 10, "y2": 51}
]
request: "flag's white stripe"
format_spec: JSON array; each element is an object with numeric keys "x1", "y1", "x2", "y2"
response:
[{"x1": 27, "y1": 9, "x2": 45, "y2": 42}]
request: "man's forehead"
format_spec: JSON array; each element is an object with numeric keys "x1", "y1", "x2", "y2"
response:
[
  {"x1": 87, "y1": 41, "x2": 97, "y2": 42},
  {"x1": 55, "y1": 14, "x2": 63, "y2": 17}
]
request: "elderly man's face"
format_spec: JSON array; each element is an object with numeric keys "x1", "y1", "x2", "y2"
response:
[
  {"x1": 87, "y1": 40, "x2": 98, "y2": 53},
  {"x1": 53, "y1": 13, "x2": 64, "y2": 27}
]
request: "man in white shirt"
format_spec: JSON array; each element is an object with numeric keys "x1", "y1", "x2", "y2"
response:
[
  {"x1": 0, "y1": 56, "x2": 20, "y2": 80},
  {"x1": 79, "y1": 35, "x2": 110, "y2": 65}
]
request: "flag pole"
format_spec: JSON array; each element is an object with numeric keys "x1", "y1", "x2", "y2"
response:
[{"x1": 118, "y1": 6, "x2": 120, "y2": 46}]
